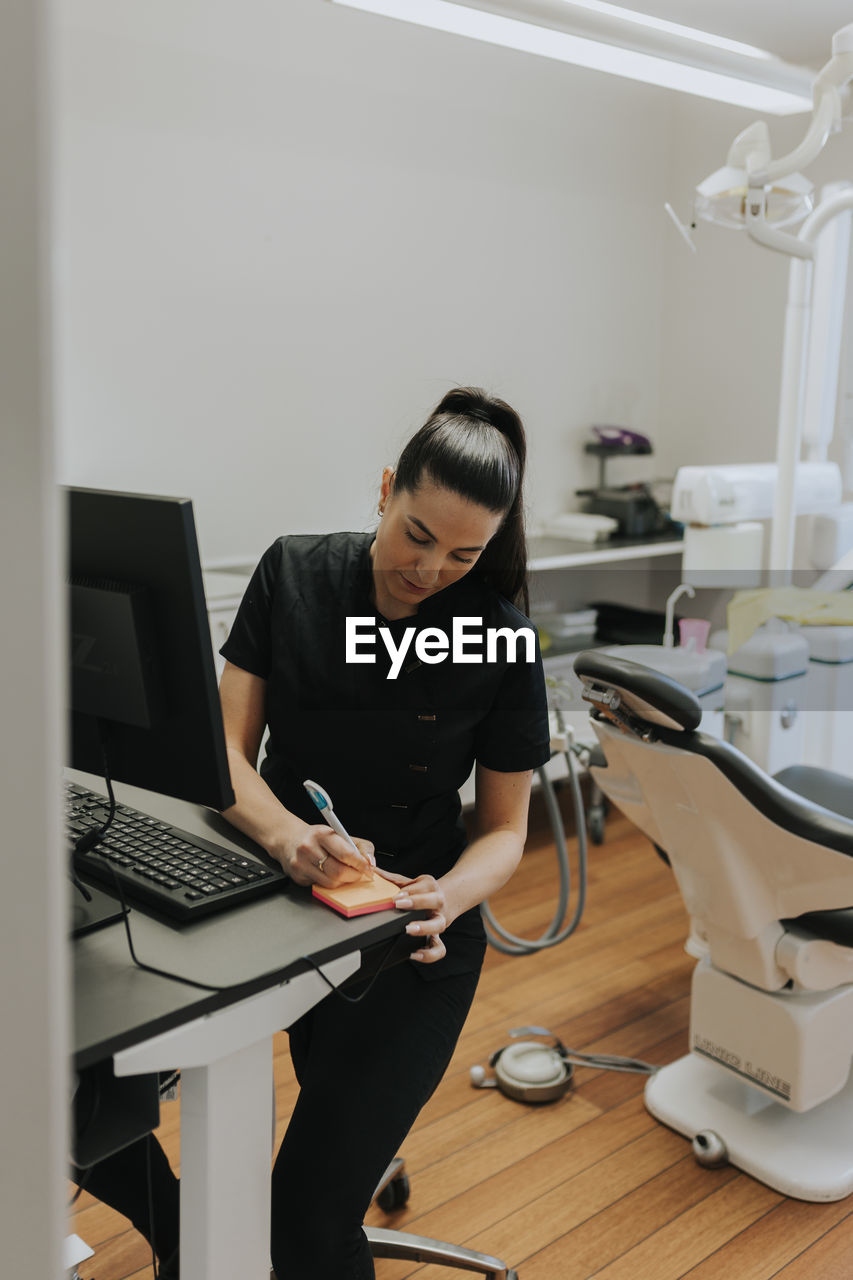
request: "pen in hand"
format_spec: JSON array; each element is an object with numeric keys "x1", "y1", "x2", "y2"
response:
[{"x1": 303, "y1": 780, "x2": 375, "y2": 881}]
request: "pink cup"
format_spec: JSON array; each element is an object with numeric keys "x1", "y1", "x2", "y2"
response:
[{"x1": 679, "y1": 618, "x2": 711, "y2": 652}]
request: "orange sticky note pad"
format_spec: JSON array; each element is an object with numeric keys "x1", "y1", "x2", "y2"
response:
[{"x1": 312, "y1": 870, "x2": 400, "y2": 918}]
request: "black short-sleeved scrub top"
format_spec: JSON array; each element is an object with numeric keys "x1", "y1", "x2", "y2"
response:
[{"x1": 221, "y1": 532, "x2": 550, "y2": 976}]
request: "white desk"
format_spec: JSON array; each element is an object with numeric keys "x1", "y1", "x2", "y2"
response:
[{"x1": 72, "y1": 774, "x2": 417, "y2": 1280}]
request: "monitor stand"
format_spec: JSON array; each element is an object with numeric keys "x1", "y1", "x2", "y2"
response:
[{"x1": 71, "y1": 881, "x2": 128, "y2": 938}]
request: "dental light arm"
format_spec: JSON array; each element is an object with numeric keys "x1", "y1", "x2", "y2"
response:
[
  {"x1": 770, "y1": 187, "x2": 853, "y2": 570},
  {"x1": 716, "y1": 28, "x2": 853, "y2": 259},
  {"x1": 693, "y1": 24, "x2": 853, "y2": 252},
  {"x1": 749, "y1": 79, "x2": 845, "y2": 189},
  {"x1": 690, "y1": 23, "x2": 853, "y2": 575},
  {"x1": 743, "y1": 97, "x2": 850, "y2": 260}
]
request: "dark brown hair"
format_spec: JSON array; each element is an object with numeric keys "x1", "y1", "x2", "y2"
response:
[{"x1": 393, "y1": 387, "x2": 530, "y2": 611}]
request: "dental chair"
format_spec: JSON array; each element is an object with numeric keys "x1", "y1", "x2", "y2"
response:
[{"x1": 573, "y1": 650, "x2": 853, "y2": 1202}]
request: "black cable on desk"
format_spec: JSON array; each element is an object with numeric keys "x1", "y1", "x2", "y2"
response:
[
  {"x1": 298, "y1": 932, "x2": 409, "y2": 1005},
  {"x1": 76, "y1": 731, "x2": 409, "y2": 1001},
  {"x1": 74, "y1": 725, "x2": 229, "y2": 994}
]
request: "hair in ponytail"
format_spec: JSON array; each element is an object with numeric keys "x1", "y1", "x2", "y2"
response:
[{"x1": 393, "y1": 387, "x2": 531, "y2": 612}]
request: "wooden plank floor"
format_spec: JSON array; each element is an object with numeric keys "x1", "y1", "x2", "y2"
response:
[{"x1": 69, "y1": 794, "x2": 853, "y2": 1279}]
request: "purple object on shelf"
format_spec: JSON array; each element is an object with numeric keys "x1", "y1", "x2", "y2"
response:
[{"x1": 592, "y1": 425, "x2": 652, "y2": 449}]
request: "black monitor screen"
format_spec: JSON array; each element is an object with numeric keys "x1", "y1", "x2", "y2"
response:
[{"x1": 67, "y1": 487, "x2": 235, "y2": 812}]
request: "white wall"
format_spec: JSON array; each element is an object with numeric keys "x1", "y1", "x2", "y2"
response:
[
  {"x1": 55, "y1": 4, "x2": 853, "y2": 572},
  {"x1": 1, "y1": 1, "x2": 68, "y2": 1275},
  {"x1": 55, "y1": 0, "x2": 678, "y2": 564}
]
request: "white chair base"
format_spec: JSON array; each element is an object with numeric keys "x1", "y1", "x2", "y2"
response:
[{"x1": 646, "y1": 1053, "x2": 853, "y2": 1202}]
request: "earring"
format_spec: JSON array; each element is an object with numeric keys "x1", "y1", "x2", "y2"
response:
[{"x1": 378, "y1": 506, "x2": 384, "y2": 517}]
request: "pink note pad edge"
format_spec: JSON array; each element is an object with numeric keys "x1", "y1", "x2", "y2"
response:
[{"x1": 311, "y1": 884, "x2": 398, "y2": 918}]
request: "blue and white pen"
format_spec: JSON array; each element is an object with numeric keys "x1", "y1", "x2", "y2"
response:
[{"x1": 303, "y1": 779, "x2": 374, "y2": 879}]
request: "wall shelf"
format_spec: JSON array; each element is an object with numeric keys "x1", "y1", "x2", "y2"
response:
[{"x1": 528, "y1": 534, "x2": 683, "y2": 572}]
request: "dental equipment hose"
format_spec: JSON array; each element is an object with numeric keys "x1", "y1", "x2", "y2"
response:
[{"x1": 481, "y1": 711, "x2": 588, "y2": 955}]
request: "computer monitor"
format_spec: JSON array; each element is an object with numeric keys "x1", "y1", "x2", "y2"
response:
[{"x1": 67, "y1": 487, "x2": 235, "y2": 813}]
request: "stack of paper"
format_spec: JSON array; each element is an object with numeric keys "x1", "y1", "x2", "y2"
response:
[{"x1": 312, "y1": 870, "x2": 400, "y2": 918}]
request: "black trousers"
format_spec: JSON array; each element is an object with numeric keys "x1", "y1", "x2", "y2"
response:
[
  {"x1": 70, "y1": 1134, "x2": 180, "y2": 1277},
  {"x1": 270, "y1": 953, "x2": 484, "y2": 1280}
]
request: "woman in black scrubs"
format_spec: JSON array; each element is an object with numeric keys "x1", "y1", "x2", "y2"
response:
[{"x1": 218, "y1": 386, "x2": 549, "y2": 1279}]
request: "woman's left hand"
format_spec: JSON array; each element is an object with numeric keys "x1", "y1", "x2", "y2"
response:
[{"x1": 384, "y1": 872, "x2": 450, "y2": 965}]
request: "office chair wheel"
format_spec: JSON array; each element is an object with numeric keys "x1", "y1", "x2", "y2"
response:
[
  {"x1": 373, "y1": 1155, "x2": 411, "y2": 1212},
  {"x1": 377, "y1": 1171, "x2": 410, "y2": 1211},
  {"x1": 588, "y1": 807, "x2": 606, "y2": 845}
]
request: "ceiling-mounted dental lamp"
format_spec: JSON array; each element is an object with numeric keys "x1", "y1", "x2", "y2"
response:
[
  {"x1": 687, "y1": 23, "x2": 853, "y2": 578},
  {"x1": 694, "y1": 24, "x2": 853, "y2": 259},
  {"x1": 327, "y1": 0, "x2": 815, "y2": 115},
  {"x1": 694, "y1": 123, "x2": 814, "y2": 231}
]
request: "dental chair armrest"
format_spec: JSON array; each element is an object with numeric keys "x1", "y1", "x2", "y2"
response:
[
  {"x1": 777, "y1": 919, "x2": 853, "y2": 990},
  {"x1": 784, "y1": 908, "x2": 853, "y2": 951}
]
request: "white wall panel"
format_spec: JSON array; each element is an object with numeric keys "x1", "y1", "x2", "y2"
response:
[{"x1": 0, "y1": 0, "x2": 68, "y2": 1273}]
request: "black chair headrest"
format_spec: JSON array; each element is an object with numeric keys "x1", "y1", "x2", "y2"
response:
[{"x1": 573, "y1": 650, "x2": 702, "y2": 734}]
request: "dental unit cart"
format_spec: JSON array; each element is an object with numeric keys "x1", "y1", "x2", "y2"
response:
[
  {"x1": 799, "y1": 624, "x2": 853, "y2": 775},
  {"x1": 710, "y1": 623, "x2": 810, "y2": 776}
]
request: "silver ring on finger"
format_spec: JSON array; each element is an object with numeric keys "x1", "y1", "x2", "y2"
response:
[{"x1": 315, "y1": 853, "x2": 328, "y2": 872}]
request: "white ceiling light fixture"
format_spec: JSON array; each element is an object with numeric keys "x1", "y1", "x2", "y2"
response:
[{"x1": 327, "y1": 0, "x2": 815, "y2": 115}]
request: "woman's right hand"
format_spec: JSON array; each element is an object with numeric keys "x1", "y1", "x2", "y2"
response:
[{"x1": 277, "y1": 825, "x2": 375, "y2": 887}]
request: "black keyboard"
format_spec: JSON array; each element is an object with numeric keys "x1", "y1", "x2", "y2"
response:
[{"x1": 67, "y1": 782, "x2": 287, "y2": 923}]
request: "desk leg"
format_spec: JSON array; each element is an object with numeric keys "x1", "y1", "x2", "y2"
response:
[
  {"x1": 180, "y1": 1038, "x2": 273, "y2": 1280},
  {"x1": 112, "y1": 957, "x2": 361, "y2": 1277}
]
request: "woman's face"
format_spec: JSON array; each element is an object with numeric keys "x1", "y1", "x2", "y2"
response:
[{"x1": 370, "y1": 469, "x2": 504, "y2": 620}]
